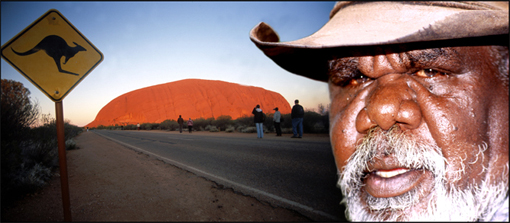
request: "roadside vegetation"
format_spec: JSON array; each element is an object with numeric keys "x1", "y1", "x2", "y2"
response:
[
  {"x1": 92, "y1": 103, "x2": 330, "y2": 134},
  {"x1": 1, "y1": 79, "x2": 83, "y2": 209}
]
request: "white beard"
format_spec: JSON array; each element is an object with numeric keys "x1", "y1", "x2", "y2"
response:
[{"x1": 338, "y1": 126, "x2": 509, "y2": 221}]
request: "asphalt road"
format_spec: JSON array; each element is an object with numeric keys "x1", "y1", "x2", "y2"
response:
[{"x1": 93, "y1": 130, "x2": 346, "y2": 221}]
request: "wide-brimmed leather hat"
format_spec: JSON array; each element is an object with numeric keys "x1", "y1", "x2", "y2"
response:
[{"x1": 250, "y1": 1, "x2": 509, "y2": 82}]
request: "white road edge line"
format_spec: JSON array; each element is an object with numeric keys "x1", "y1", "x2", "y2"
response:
[{"x1": 93, "y1": 131, "x2": 339, "y2": 221}]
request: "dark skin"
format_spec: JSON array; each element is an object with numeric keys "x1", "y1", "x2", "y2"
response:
[{"x1": 328, "y1": 44, "x2": 509, "y2": 209}]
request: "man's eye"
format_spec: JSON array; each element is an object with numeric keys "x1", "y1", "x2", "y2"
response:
[
  {"x1": 415, "y1": 69, "x2": 448, "y2": 78},
  {"x1": 349, "y1": 75, "x2": 371, "y2": 86},
  {"x1": 329, "y1": 73, "x2": 372, "y2": 87}
]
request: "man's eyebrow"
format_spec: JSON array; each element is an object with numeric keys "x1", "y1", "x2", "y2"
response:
[
  {"x1": 404, "y1": 47, "x2": 461, "y2": 68},
  {"x1": 328, "y1": 57, "x2": 359, "y2": 77},
  {"x1": 327, "y1": 47, "x2": 462, "y2": 81}
]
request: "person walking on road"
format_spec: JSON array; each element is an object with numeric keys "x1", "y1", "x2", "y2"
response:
[
  {"x1": 291, "y1": 99, "x2": 304, "y2": 138},
  {"x1": 273, "y1": 107, "x2": 282, "y2": 136},
  {"x1": 178, "y1": 115, "x2": 184, "y2": 133},
  {"x1": 187, "y1": 118, "x2": 193, "y2": 133},
  {"x1": 252, "y1": 104, "x2": 265, "y2": 138}
]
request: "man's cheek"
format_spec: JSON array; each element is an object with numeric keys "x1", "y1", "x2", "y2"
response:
[
  {"x1": 330, "y1": 119, "x2": 357, "y2": 170},
  {"x1": 329, "y1": 88, "x2": 368, "y2": 171}
]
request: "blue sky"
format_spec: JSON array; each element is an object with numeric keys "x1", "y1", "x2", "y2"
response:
[{"x1": 1, "y1": 1, "x2": 334, "y2": 127}]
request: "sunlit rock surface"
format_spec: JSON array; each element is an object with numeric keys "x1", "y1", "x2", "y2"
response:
[{"x1": 85, "y1": 79, "x2": 291, "y2": 128}]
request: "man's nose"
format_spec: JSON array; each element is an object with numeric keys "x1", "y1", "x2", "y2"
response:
[{"x1": 355, "y1": 74, "x2": 422, "y2": 133}]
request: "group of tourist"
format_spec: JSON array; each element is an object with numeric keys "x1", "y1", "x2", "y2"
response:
[{"x1": 251, "y1": 99, "x2": 304, "y2": 139}]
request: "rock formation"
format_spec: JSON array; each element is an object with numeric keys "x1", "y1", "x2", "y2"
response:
[{"x1": 85, "y1": 79, "x2": 291, "y2": 128}]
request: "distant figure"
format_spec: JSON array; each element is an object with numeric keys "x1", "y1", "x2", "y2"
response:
[
  {"x1": 137, "y1": 123, "x2": 140, "y2": 131},
  {"x1": 273, "y1": 107, "x2": 282, "y2": 136},
  {"x1": 252, "y1": 104, "x2": 265, "y2": 138},
  {"x1": 86, "y1": 126, "x2": 89, "y2": 132},
  {"x1": 291, "y1": 99, "x2": 304, "y2": 138},
  {"x1": 187, "y1": 118, "x2": 193, "y2": 133},
  {"x1": 177, "y1": 115, "x2": 184, "y2": 133}
]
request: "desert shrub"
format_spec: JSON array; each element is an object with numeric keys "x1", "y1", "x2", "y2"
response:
[
  {"x1": 281, "y1": 127, "x2": 294, "y2": 134},
  {"x1": 123, "y1": 124, "x2": 136, "y2": 130},
  {"x1": 205, "y1": 125, "x2": 219, "y2": 132},
  {"x1": 160, "y1": 119, "x2": 179, "y2": 131},
  {"x1": 192, "y1": 117, "x2": 213, "y2": 131},
  {"x1": 14, "y1": 162, "x2": 53, "y2": 193},
  {"x1": 235, "y1": 115, "x2": 253, "y2": 128},
  {"x1": 280, "y1": 113, "x2": 291, "y2": 128},
  {"x1": 302, "y1": 111, "x2": 322, "y2": 133},
  {"x1": 241, "y1": 126, "x2": 257, "y2": 133},
  {"x1": 143, "y1": 123, "x2": 151, "y2": 130},
  {"x1": 1, "y1": 80, "x2": 41, "y2": 206},
  {"x1": 1, "y1": 79, "x2": 84, "y2": 207},
  {"x1": 236, "y1": 125, "x2": 246, "y2": 132},
  {"x1": 225, "y1": 125, "x2": 235, "y2": 132},
  {"x1": 263, "y1": 113, "x2": 274, "y2": 131},
  {"x1": 65, "y1": 139, "x2": 78, "y2": 150},
  {"x1": 212, "y1": 115, "x2": 233, "y2": 131}
]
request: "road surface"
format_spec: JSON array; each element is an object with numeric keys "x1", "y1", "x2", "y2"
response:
[{"x1": 93, "y1": 130, "x2": 346, "y2": 221}]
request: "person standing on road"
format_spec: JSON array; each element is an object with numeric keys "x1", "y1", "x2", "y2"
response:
[
  {"x1": 178, "y1": 115, "x2": 184, "y2": 133},
  {"x1": 252, "y1": 104, "x2": 265, "y2": 138},
  {"x1": 187, "y1": 118, "x2": 193, "y2": 133},
  {"x1": 273, "y1": 107, "x2": 282, "y2": 136},
  {"x1": 291, "y1": 100, "x2": 304, "y2": 138},
  {"x1": 137, "y1": 123, "x2": 140, "y2": 131}
]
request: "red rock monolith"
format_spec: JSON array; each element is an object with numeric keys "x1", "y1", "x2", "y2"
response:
[{"x1": 85, "y1": 79, "x2": 291, "y2": 128}]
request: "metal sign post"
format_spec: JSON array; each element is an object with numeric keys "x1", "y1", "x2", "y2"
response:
[{"x1": 1, "y1": 9, "x2": 103, "y2": 222}]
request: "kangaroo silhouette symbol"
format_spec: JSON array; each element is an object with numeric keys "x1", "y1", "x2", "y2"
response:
[{"x1": 11, "y1": 35, "x2": 86, "y2": 76}]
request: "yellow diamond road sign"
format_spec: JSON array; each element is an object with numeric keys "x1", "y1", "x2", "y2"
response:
[{"x1": 1, "y1": 9, "x2": 103, "y2": 102}]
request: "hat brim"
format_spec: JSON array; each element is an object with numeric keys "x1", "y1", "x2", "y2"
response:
[{"x1": 250, "y1": 1, "x2": 509, "y2": 82}]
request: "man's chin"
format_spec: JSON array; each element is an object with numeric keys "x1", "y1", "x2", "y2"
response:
[{"x1": 349, "y1": 184, "x2": 434, "y2": 221}]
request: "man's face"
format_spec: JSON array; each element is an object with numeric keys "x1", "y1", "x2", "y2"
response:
[{"x1": 328, "y1": 44, "x2": 509, "y2": 221}]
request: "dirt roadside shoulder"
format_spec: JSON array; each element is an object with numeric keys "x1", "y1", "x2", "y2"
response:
[{"x1": 2, "y1": 131, "x2": 311, "y2": 222}]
